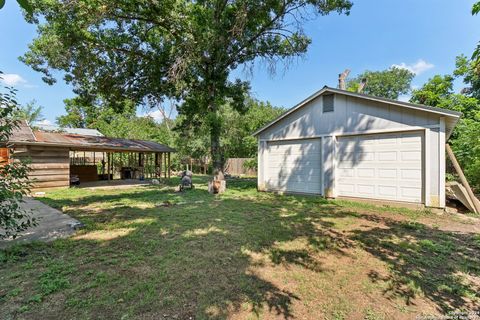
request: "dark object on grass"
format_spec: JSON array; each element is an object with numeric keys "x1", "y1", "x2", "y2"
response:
[
  {"x1": 179, "y1": 170, "x2": 194, "y2": 191},
  {"x1": 70, "y1": 174, "x2": 80, "y2": 186},
  {"x1": 157, "y1": 200, "x2": 173, "y2": 207}
]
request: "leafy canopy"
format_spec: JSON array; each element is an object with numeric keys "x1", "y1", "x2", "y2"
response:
[
  {"x1": 13, "y1": 100, "x2": 45, "y2": 125},
  {"x1": 410, "y1": 60, "x2": 480, "y2": 189},
  {"x1": 472, "y1": 1, "x2": 480, "y2": 61},
  {"x1": 22, "y1": 0, "x2": 353, "y2": 174},
  {"x1": 347, "y1": 67, "x2": 414, "y2": 100}
]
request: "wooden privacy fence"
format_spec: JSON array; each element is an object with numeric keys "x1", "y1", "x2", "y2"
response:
[{"x1": 225, "y1": 158, "x2": 256, "y2": 176}]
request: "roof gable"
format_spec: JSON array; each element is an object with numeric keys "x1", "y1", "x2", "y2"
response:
[{"x1": 253, "y1": 86, "x2": 461, "y2": 137}]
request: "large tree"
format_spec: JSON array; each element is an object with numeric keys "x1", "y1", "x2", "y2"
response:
[
  {"x1": 21, "y1": 0, "x2": 352, "y2": 179},
  {"x1": 347, "y1": 67, "x2": 414, "y2": 100},
  {"x1": 14, "y1": 99, "x2": 45, "y2": 124},
  {"x1": 56, "y1": 97, "x2": 100, "y2": 129},
  {"x1": 176, "y1": 97, "x2": 285, "y2": 165}
]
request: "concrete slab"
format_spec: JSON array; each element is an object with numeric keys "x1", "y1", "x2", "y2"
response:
[
  {"x1": 78, "y1": 179, "x2": 151, "y2": 190},
  {"x1": 0, "y1": 198, "x2": 79, "y2": 249}
]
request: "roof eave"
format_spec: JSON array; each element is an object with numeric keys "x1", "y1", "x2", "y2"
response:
[
  {"x1": 252, "y1": 86, "x2": 329, "y2": 136},
  {"x1": 252, "y1": 86, "x2": 462, "y2": 137},
  {"x1": 7, "y1": 140, "x2": 175, "y2": 153}
]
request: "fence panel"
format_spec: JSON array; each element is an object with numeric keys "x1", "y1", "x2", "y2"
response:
[{"x1": 225, "y1": 158, "x2": 256, "y2": 176}]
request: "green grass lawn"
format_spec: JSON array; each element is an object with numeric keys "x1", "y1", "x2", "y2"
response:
[{"x1": 1, "y1": 176, "x2": 479, "y2": 320}]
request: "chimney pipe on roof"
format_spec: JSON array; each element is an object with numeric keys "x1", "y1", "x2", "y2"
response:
[{"x1": 338, "y1": 69, "x2": 350, "y2": 90}]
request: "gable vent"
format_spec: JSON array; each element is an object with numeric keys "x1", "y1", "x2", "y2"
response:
[{"x1": 323, "y1": 94, "x2": 334, "y2": 113}]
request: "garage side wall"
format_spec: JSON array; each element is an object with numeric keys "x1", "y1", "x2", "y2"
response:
[
  {"x1": 13, "y1": 145, "x2": 70, "y2": 190},
  {"x1": 258, "y1": 140, "x2": 266, "y2": 191}
]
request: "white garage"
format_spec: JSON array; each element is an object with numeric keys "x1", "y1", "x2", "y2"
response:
[
  {"x1": 265, "y1": 139, "x2": 322, "y2": 194},
  {"x1": 255, "y1": 86, "x2": 462, "y2": 208},
  {"x1": 336, "y1": 131, "x2": 423, "y2": 203}
]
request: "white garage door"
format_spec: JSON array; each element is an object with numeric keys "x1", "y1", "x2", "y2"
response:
[
  {"x1": 336, "y1": 131, "x2": 423, "y2": 203},
  {"x1": 265, "y1": 139, "x2": 322, "y2": 194}
]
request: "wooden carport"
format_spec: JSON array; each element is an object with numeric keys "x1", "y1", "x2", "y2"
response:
[{"x1": 4, "y1": 121, "x2": 175, "y2": 190}]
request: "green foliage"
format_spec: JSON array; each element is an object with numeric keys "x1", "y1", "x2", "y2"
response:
[
  {"x1": 454, "y1": 55, "x2": 480, "y2": 100},
  {"x1": 174, "y1": 97, "x2": 285, "y2": 166},
  {"x1": 0, "y1": 72, "x2": 36, "y2": 239},
  {"x1": 473, "y1": 2, "x2": 480, "y2": 61},
  {"x1": 22, "y1": 0, "x2": 352, "y2": 174},
  {"x1": 221, "y1": 98, "x2": 286, "y2": 159},
  {"x1": 243, "y1": 158, "x2": 257, "y2": 171},
  {"x1": 450, "y1": 119, "x2": 480, "y2": 188},
  {"x1": 0, "y1": 0, "x2": 33, "y2": 13},
  {"x1": 13, "y1": 99, "x2": 45, "y2": 124},
  {"x1": 347, "y1": 67, "x2": 414, "y2": 99},
  {"x1": 411, "y1": 59, "x2": 480, "y2": 190},
  {"x1": 473, "y1": 1, "x2": 480, "y2": 15},
  {"x1": 56, "y1": 97, "x2": 100, "y2": 128}
]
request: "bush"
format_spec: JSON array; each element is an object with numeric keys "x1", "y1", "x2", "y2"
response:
[
  {"x1": 0, "y1": 72, "x2": 36, "y2": 239},
  {"x1": 243, "y1": 158, "x2": 257, "y2": 171}
]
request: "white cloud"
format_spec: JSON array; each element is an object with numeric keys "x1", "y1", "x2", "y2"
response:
[
  {"x1": 398, "y1": 95, "x2": 411, "y2": 102},
  {"x1": 0, "y1": 73, "x2": 27, "y2": 86},
  {"x1": 145, "y1": 110, "x2": 164, "y2": 122},
  {"x1": 36, "y1": 119, "x2": 52, "y2": 125},
  {"x1": 392, "y1": 59, "x2": 434, "y2": 75}
]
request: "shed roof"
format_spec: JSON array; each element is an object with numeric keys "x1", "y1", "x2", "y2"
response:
[
  {"x1": 253, "y1": 86, "x2": 462, "y2": 138},
  {"x1": 35, "y1": 124, "x2": 104, "y2": 137},
  {"x1": 6, "y1": 121, "x2": 174, "y2": 153}
]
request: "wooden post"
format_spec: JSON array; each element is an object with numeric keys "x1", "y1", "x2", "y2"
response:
[
  {"x1": 168, "y1": 152, "x2": 171, "y2": 179},
  {"x1": 111, "y1": 152, "x2": 114, "y2": 180},
  {"x1": 446, "y1": 144, "x2": 480, "y2": 213},
  {"x1": 164, "y1": 152, "x2": 167, "y2": 179},
  {"x1": 159, "y1": 153, "x2": 163, "y2": 179},
  {"x1": 107, "y1": 152, "x2": 111, "y2": 181},
  {"x1": 155, "y1": 153, "x2": 159, "y2": 178}
]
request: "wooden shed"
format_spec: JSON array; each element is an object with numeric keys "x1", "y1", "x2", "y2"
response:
[{"x1": 2, "y1": 121, "x2": 175, "y2": 190}]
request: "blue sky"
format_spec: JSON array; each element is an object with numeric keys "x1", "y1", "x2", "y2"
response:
[{"x1": 0, "y1": 0, "x2": 479, "y2": 124}]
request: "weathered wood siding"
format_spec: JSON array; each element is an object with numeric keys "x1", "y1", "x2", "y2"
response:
[
  {"x1": 13, "y1": 145, "x2": 70, "y2": 190},
  {"x1": 225, "y1": 158, "x2": 257, "y2": 176}
]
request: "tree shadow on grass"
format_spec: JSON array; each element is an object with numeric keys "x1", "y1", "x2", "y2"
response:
[
  {"x1": 7, "y1": 178, "x2": 479, "y2": 318},
  {"x1": 1, "y1": 185, "x2": 359, "y2": 320},
  {"x1": 351, "y1": 214, "x2": 480, "y2": 313}
]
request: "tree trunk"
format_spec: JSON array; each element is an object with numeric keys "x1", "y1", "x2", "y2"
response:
[{"x1": 210, "y1": 119, "x2": 225, "y2": 180}]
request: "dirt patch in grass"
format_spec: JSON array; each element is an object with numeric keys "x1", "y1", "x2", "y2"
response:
[{"x1": 1, "y1": 176, "x2": 479, "y2": 319}]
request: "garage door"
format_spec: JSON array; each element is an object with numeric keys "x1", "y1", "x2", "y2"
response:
[
  {"x1": 265, "y1": 139, "x2": 322, "y2": 194},
  {"x1": 336, "y1": 131, "x2": 423, "y2": 203}
]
